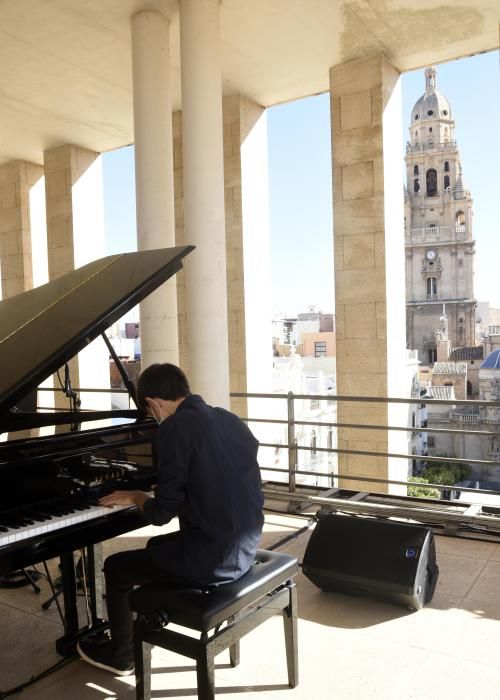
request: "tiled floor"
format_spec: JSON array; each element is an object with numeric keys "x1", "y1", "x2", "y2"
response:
[{"x1": 1, "y1": 512, "x2": 500, "y2": 700}]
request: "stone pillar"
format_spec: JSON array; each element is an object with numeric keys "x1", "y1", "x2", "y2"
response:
[
  {"x1": 179, "y1": 0, "x2": 230, "y2": 408},
  {"x1": 173, "y1": 96, "x2": 273, "y2": 417},
  {"x1": 0, "y1": 161, "x2": 43, "y2": 299},
  {"x1": 44, "y1": 145, "x2": 110, "y2": 413},
  {"x1": 131, "y1": 11, "x2": 178, "y2": 369},
  {"x1": 330, "y1": 55, "x2": 408, "y2": 494}
]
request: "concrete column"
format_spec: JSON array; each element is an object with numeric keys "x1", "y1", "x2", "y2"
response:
[
  {"x1": 330, "y1": 55, "x2": 408, "y2": 494},
  {"x1": 173, "y1": 96, "x2": 273, "y2": 417},
  {"x1": 0, "y1": 161, "x2": 43, "y2": 299},
  {"x1": 131, "y1": 11, "x2": 178, "y2": 369},
  {"x1": 179, "y1": 0, "x2": 230, "y2": 407},
  {"x1": 44, "y1": 145, "x2": 110, "y2": 413}
]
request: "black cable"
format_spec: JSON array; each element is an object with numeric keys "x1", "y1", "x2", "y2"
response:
[
  {"x1": 266, "y1": 515, "x2": 317, "y2": 552},
  {"x1": 0, "y1": 656, "x2": 76, "y2": 699}
]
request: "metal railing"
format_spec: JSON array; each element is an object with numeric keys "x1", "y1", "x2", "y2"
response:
[
  {"x1": 33, "y1": 384, "x2": 500, "y2": 537},
  {"x1": 232, "y1": 390, "x2": 500, "y2": 537}
]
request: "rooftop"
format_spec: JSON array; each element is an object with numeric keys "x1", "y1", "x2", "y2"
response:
[
  {"x1": 427, "y1": 385, "x2": 454, "y2": 400},
  {"x1": 481, "y1": 349, "x2": 500, "y2": 370},
  {"x1": 449, "y1": 347, "x2": 484, "y2": 362},
  {"x1": 432, "y1": 362, "x2": 468, "y2": 375},
  {"x1": 2, "y1": 510, "x2": 500, "y2": 699}
]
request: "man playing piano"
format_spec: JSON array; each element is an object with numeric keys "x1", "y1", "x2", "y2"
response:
[{"x1": 77, "y1": 363, "x2": 264, "y2": 676}]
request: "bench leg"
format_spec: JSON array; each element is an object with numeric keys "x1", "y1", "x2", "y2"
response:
[
  {"x1": 134, "y1": 638, "x2": 152, "y2": 700},
  {"x1": 227, "y1": 616, "x2": 240, "y2": 667},
  {"x1": 229, "y1": 640, "x2": 240, "y2": 667},
  {"x1": 282, "y1": 581, "x2": 298, "y2": 688},
  {"x1": 196, "y1": 643, "x2": 215, "y2": 700}
]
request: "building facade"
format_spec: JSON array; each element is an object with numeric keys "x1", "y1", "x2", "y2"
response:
[{"x1": 405, "y1": 67, "x2": 476, "y2": 365}]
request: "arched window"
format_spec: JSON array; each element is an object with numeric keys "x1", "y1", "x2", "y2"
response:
[
  {"x1": 456, "y1": 211, "x2": 465, "y2": 232},
  {"x1": 444, "y1": 175, "x2": 450, "y2": 189},
  {"x1": 459, "y1": 317, "x2": 464, "y2": 342},
  {"x1": 414, "y1": 178, "x2": 420, "y2": 194},
  {"x1": 444, "y1": 161, "x2": 450, "y2": 172},
  {"x1": 426, "y1": 169, "x2": 438, "y2": 197},
  {"x1": 413, "y1": 164, "x2": 419, "y2": 175},
  {"x1": 426, "y1": 277, "x2": 437, "y2": 298}
]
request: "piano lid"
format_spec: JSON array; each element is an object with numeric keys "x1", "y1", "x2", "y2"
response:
[{"x1": 0, "y1": 245, "x2": 194, "y2": 414}]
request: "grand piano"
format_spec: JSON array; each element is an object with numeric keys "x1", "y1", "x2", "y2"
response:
[{"x1": 0, "y1": 245, "x2": 193, "y2": 655}]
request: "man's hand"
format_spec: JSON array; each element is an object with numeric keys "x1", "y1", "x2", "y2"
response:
[{"x1": 99, "y1": 490, "x2": 150, "y2": 510}]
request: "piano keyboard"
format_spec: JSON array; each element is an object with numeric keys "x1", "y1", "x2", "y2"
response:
[{"x1": 0, "y1": 495, "x2": 134, "y2": 547}]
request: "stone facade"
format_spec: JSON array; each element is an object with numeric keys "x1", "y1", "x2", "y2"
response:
[
  {"x1": 405, "y1": 67, "x2": 476, "y2": 365},
  {"x1": 330, "y1": 55, "x2": 408, "y2": 494},
  {"x1": 0, "y1": 161, "x2": 43, "y2": 299}
]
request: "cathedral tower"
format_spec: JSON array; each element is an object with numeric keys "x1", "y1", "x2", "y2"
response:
[{"x1": 405, "y1": 66, "x2": 476, "y2": 365}]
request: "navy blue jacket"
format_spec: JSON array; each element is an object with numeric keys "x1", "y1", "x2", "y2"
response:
[{"x1": 142, "y1": 394, "x2": 264, "y2": 586}]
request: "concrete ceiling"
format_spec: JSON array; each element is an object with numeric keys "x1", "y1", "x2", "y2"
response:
[{"x1": 0, "y1": 0, "x2": 497, "y2": 166}]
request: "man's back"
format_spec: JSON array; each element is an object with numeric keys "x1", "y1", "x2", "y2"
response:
[{"x1": 144, "y1": 394, "x2": 264, "y2": 585}]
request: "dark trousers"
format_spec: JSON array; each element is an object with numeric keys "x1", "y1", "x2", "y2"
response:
[{"x1": 104, "y1": 533, "x2": 186, "y2": 664}]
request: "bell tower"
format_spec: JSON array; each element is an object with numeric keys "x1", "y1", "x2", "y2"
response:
[{"x1": 405, "y1": 66, "x2": 476, "y2": 365}]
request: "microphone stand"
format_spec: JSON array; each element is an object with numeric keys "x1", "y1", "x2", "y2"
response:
[{"x1": 63, "y1": 363, "x2": 81, "y2": 432}]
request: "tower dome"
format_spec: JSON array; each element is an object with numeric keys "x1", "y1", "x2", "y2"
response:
[{"x1": 411, "y1": 66, "x2": 452, "y2": 124}]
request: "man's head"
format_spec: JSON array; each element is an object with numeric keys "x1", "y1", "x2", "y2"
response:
[{"x1": 137, "y1": 363, "x2": 191, "y2": 423}]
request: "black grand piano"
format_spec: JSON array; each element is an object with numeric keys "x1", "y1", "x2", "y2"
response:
[{"x1": 0, "y1": 245, "x2": 193, "y2": 656}]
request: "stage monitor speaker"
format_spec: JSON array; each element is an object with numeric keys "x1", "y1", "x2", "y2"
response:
[{"x1": 302, "y1": 513, "x2": 439, "y2": 610}]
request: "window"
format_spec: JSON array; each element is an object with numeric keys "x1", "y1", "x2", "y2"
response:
[
  {"x1": 413, "y1": 164, "x2": 419, "y2": 175},
  {"x1": 426, "y1": 169, "x2": 438, "y2": 196},
  {"x1": 459, "y1": 317, "x2": 464, "y2": 342},
  {"x1": 314, "y1": 341, "x2": 327, "y2": 358},
  {"x1": 444, "y1": 161, "x2": 450, "y2": 172},
  {"x1": 414, "y1": 178, "x2": 420, "y2": 193},
  {"x1": 426, "y1": 277, "x2": 437, "y2": 298},
  {"x1": 428, "y1": 436, "x2": 435, "y2": 448},
  {"x1": 444, "y1": 175, "x2": 450, "y2": 189},
  {"x1": 456, "y1": 211, "x2": 465, "y2": 230}
]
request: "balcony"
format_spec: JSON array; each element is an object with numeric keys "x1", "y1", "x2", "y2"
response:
[
  {"x1": 2, "y1": 390, "x2": 500, "y2": 699},
  {"x1": 406, "y1": 225, "x2": 467, "y2": 244},
  {"x1": 406, "y1": 140, "x2": 457, "y2": 153},
  {"x1": 2, "y1": 511, "x2": 499, "y2": 700}
]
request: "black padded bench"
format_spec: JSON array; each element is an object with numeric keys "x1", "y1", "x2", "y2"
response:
[{"x1": 129, "y1": 549, "x2": 299, "y2": 700}]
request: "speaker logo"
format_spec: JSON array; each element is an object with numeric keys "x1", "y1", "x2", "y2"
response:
[{"x1": 405, "y1": 547, "x2": 418, "y2": 558}]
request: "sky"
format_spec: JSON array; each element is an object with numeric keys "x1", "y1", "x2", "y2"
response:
[{"x1": 103, "y1": 50, "x2": 500, "y2": 318}]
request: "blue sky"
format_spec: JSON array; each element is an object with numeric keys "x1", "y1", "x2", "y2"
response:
[{"x1": 103, "y1": 50, "x2": 499, "y2": 316}]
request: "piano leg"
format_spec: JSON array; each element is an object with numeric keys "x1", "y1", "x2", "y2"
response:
[
  {"x1": 87, "y1": 543, "x2": 104, "y2": 624},
  {"x1": 56, "y1": 552, "x2": 79, "y2": 656},
  {"x1": 55, "y1": 546, "x2": 108, "y2": 657}
]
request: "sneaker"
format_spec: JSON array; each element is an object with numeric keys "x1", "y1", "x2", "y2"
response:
[{"x1": 77, "y1": 637, "x2": 134, "y2": 676}]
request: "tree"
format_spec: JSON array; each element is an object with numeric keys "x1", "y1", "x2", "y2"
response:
[
  {"x1": 407, "y1": 476, "x2": 440, "y2": 499},
  {"x1": 422, "y1": 460, "x2": 470, "y2": 486}
]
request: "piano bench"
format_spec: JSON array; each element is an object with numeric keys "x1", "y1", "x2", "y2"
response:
[{"x1": 129, "y1": 549, "x2": 299, "y2": 700}]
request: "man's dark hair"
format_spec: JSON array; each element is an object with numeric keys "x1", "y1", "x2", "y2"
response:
[{"x1": 136, "y1": 363, "x2": 191, "y2": 412}]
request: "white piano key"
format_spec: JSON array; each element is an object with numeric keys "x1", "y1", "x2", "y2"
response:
[{"x1": 0, "y1": 502, "x2": 134, "y2": 548}]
